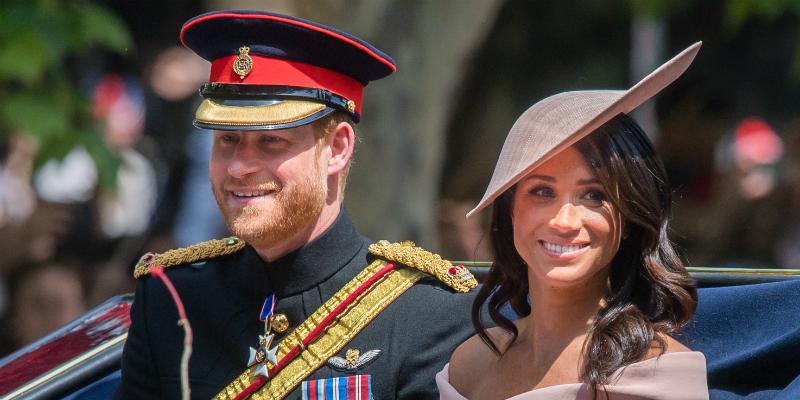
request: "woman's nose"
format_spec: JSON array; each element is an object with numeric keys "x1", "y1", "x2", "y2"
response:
[{"x1": 550, "y1": 202, "x2": 582, "y2": 232}]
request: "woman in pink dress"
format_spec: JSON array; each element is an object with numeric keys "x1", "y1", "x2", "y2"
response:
[{"x1": 438, "y1": 43, "x2": 709, "y2": 400}]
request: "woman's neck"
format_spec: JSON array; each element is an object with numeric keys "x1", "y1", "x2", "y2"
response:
[{"x1": 519, "y1": 273, "x2": 608, "y2": 364}]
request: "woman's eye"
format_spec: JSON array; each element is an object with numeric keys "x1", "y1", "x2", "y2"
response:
[
  {"x1": 583, "y1": 189, "x2": 606, "y2": 203},
  {"x1": 529, "y1": 186, "x2": 555, "y2": 198}
]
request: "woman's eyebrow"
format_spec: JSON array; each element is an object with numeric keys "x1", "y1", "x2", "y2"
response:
[
  {"x1": 577, "y1": 178, "x2": 601, "y2": 185},
  {"x1": 522, "y1": 175, "x2": 600, "y2": 185},
  {"x1": 525, "y1": 174, "x2": 555, "y2": 183}
]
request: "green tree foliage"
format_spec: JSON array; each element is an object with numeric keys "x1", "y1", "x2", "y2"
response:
[
  {"x1": 625, "y1": 0, "x2": 694, "y2": 17},
  {"x1": 723, "y1": 0, "x2": 800, "y2": 79},
  {"x1": 627, "y1": 0, "x2": 800, "y2": 80},
  {"x1": 724, "y1": 0, "x2": 800, "y2": 29},
  {"x1": 0, "y1": 0, "x2": 133, "y2": 188}
]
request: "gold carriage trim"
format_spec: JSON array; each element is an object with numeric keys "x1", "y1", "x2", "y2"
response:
[
  {"x1": 133, "y1": 237, "x2": 246, "y2": 279},
  {"x1": 368, "y1": 240, "x2": 478, "y2": 293},
  {"x1": 215, "y1": 259, "x2": 425, "y2": 400}
]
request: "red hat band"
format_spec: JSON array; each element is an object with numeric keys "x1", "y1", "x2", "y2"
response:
[{"x1": 210, "y1": 55, "x2": 364, "y2": 114}]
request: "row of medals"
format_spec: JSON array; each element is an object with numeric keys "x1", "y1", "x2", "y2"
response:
[{"x1": 247, "y1": 313, "x2": 290, "y2": 377}]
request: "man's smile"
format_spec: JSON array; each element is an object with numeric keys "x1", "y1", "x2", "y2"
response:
[{"x1": 226, "y1": 186, "x2": 280, "y2": 206}]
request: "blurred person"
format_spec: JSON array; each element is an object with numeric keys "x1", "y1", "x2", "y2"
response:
[
  {"x1": 148, "y1": 47, "x2": 210, "y2": 103},
  {"x1": 1, "y1": 261, "x2": 86, "y2": 354},
  {"x1": 696, "y1": 117, "x2": 788, "y2": 267},
  {"x1": 440, "y1": 44, "x2": 706, "y2": 399},
  {"x1": 117, "y1": 10, "x2": 477, "y2": 400},
  {"x1": 146, "y1": 46, "x2": 227, "y2": 247},
  {"x1": 0, "y1": 135, "x2": 37, "y2": 230},
  {"x1": 775, "y1": 123, "x2": 800, "y2": 268},
  {"x1": 720, "y1": 117, "x2": 783, "y2": 200},
  {"x1": 32, "y1": 74, "x2": 157, "y2": 260},
  {"x1": 439, "y1": 199, "x2": 492, "y2": 262},
  {"x1": 34, "y1": 74, "x2": 156, "y2": 243},
  {"x1": 29, "y1": 74, "x2": 158, "y2": 306},
  {"x1": 0, "y1": 135, "x2": 73, "y2": 316},
  {"x1": 93, "y1": 74, "x2": 157, "y2": 240}
]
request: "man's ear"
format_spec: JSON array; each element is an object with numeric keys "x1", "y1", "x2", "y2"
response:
[{"x1": 327, "y1": 121, "x2": 355, "y2": 175}]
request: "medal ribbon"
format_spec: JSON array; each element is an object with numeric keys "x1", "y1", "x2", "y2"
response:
[{"x1": 259, "y1": 293, "x2": 276, "y2": 322}]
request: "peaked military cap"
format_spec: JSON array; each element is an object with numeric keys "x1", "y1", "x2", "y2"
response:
[{"x1": 181, "y1": 10, "x2": 396, "y2": 130}]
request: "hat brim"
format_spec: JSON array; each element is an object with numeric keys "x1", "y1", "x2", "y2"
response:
[
  {"x1": 194, "y1": 98, "x2": 333, "y2": 131},
  {"x1": 466, "y1": 42, "x2": 702, "y2": 219}
]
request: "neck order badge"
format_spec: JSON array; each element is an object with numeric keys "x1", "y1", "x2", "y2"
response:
[{"x1": 246, "y1": 293, "x2": 279, "y2": 378}]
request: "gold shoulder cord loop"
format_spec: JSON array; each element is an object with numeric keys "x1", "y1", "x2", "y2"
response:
[
  {"x1": 368, "y1": 240, "x2": 478, "y2": 292},
  {"x1": 133, "y1": 237, "x2": 245, "y2": 279}
]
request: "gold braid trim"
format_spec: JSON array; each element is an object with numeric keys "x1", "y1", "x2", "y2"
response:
[
  {"x1": 132, "y1": 237, "x2": 246, "y2": 279},
  {"x1": 196, "y1": 99, "x2": 327, "y2": 126},
  {"x1": 368, "y1": 240, "x2": 478, "y2": 293},
  {"x1": 214, "y1": 259, "x2": 425, "y2": 400}
]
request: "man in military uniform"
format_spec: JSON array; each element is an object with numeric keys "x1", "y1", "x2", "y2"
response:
[{"x1": 116, "y1": 10, "x2": 477, "y2": 400}]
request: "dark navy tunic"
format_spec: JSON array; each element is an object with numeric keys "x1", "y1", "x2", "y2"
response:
[{"x1": 116, "y1": 210, "x2": 476, "y2": 399}]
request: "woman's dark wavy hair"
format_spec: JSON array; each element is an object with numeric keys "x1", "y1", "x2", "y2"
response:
[{"x1": 471, "y1": 112, "x2": 698, "y2": 386}]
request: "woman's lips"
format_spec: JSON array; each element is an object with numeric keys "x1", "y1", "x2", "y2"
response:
[{"x1": 539, "y1": 240, "x2": 590, "y2": 259}]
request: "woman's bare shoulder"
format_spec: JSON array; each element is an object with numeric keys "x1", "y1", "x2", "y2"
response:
[
  {"x1": 662, "y1": 334, "x2": 692, "y2": 353},
  {"x1": 645, "y1": 334, "x2": 693, "y2": 359},
  {"x1": 448, "y1": 326, "x2": 513, "y2": 391}
]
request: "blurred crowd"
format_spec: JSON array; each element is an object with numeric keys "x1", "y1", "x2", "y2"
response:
[
  {"x1": 688, "y1": 117, "x2": 800, "y2": 269},
  {"x1": 0, "y1": 47, "x2": 229, "y2": 356}
]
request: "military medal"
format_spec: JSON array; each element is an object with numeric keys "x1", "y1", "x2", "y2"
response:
[{"x1": 246, "y1": 293, "x2": 280, "y2": 377}]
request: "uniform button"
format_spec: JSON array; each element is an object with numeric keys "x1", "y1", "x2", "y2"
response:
[{"x1": 270, "y1": 314, "x2": 289, "y2": 333}]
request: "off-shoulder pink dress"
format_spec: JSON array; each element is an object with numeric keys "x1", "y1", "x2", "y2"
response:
[{"x1": 436, "y1": 351, "x2": 708, "y2": 400}]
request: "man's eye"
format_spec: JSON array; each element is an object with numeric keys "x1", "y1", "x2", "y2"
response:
[
  {"x1": 219, "y1": 135, "x2": 238, "y2": 143},
  {"x1": 260, "y1": 135, "x2": 286, "y2": 144}
]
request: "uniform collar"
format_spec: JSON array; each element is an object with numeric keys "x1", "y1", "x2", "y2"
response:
[{"x1": 252, "y1": 207, "x2": 365, "y2": 297}]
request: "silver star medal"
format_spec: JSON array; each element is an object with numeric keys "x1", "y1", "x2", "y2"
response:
[
  {"x1": 248, "y1": 293, "x2": 280, "y2": 377},
  {"x1": 247, "y1": 333, "x2": 279, "y2": 377}
]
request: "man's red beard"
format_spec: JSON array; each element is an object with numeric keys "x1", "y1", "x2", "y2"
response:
[{"x1": 213, "y1": 171, "x2": 326, "y2": 248}]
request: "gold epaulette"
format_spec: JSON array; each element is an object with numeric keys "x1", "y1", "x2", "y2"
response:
[
  {"x1": 367, "y1": 240, "x2": 477, "y2": 292},
  {"x1": 133, "y1": 237, "x2": 246, "y2": 279}
]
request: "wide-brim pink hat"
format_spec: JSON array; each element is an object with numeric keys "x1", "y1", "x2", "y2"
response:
[{"x1": 467, "y1": 42, "x2": 702, "y2": 218}]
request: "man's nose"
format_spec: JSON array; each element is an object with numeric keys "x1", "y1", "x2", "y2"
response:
[
  {"x1": 227, "y1": 143, "x2": 262, "y2": 178},
  {"x1": 549, "y1": 202, "x2": 582, "y2": 232}
]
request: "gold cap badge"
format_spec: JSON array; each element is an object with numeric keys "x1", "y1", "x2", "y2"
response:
[
  {"x1": 345, "y1": 100, "x2": 356, "y2": 113},
  {"x1": 233, "y1": 46, "x2": 254, "y2": 80}
]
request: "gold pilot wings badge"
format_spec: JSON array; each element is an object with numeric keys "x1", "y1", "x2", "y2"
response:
[{"x1": 132, "y1": 237, "x2": 245, "y2": 278}]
